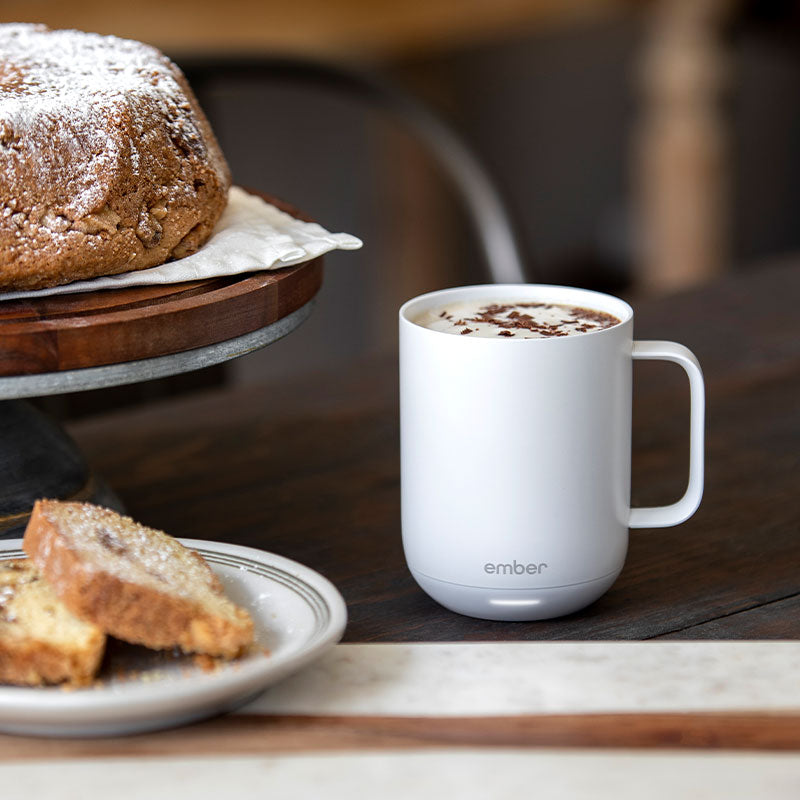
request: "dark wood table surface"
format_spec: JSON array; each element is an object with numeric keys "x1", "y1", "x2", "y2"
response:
[
  {"x1": 2, "y1": 260, "x2": 797, "y2": 763},
  {"x1": 65, "y1": 260, "x2": 800, "y2": 643}
]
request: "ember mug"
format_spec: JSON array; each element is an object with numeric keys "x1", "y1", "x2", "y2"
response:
[{"x1": 399, "y1": 284, "x2": 704, "y2": 621}]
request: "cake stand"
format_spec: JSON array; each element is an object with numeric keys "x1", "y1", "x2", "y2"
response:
[{"x1": 0, "y1": 193, "x2": 323, "y2": 538}]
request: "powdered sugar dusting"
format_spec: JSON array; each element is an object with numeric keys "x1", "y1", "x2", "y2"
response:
[
  {"x1": 46, "y1": 503, "x2": 222, "y2": 606},
  {"x1": 0, "y1": 23, "x2": 204, "y2": 220}
]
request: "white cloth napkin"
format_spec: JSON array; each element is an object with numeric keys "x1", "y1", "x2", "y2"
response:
[{"x1": 0, "y1": 186, "x2": 363, "y2": 301}]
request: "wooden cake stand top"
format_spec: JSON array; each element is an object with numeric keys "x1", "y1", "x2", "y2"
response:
[{"x1": 0, "y1": 193, "x2": 323, "y2": 385}]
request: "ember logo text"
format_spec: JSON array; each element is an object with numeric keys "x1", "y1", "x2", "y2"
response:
[{"x1": 484, "y1": 560, "x2": 548, "y2": 575}]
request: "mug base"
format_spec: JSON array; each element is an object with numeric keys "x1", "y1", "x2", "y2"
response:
[{"x1": 410, "y1": 569, "x2": 622, "y2": 621}]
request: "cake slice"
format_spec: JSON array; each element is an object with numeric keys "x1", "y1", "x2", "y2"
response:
[
  {"x1": 23, "y1": 501, "x2": 254, "y2": 659},
  {"x1": 0, "y1": 559, "x2": 106, "y2": 686}
]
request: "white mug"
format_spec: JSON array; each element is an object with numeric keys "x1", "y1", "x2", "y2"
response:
[{"x1": 399, "y1": 284, "x2": 704, "y2": 621}]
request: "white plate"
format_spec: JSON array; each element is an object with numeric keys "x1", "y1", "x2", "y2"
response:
[{"x1": 0, "y1": 538, "x2": 347, "y2": 737}]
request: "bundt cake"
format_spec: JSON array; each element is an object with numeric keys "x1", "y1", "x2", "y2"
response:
[{"x1": 0, "y1": 23, "x2": 231, "y2": 290}]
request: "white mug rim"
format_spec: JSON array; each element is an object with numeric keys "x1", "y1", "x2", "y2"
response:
[{"x1": 399, "y1": 283, "x2": 633, "y2": 342}]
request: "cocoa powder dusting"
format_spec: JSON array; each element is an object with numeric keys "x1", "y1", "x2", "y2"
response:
[{"x1": 461, "y1": 301, "x2": 619, "y2": 337}]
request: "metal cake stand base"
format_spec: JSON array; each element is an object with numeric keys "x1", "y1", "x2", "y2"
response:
[{"x1": 0, "y1": 301, "x2": 314, "y2": 538}]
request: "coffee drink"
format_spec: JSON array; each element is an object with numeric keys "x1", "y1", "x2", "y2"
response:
[{"x1": 412, "y1": 299, "x2": 621, "y2": 339}]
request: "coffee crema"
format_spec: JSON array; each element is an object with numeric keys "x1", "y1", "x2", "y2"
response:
[{"x1": 413, "y1": 299, "x2": 621, "y2": 339}]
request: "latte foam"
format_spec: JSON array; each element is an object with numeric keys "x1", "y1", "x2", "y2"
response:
[{"x1": 413, "y1": 299, "x2": 621, "y2": 338}]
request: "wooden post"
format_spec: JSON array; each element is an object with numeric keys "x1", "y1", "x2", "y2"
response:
[{"x1": 635, "y1": 0, "x2": 733, "y2": 293}]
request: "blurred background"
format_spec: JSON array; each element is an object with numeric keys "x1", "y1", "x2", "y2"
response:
[{"x1": 3, "y1": 0, "x2": 799, "y2": 417}]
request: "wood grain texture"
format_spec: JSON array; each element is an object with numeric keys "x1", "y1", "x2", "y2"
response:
[
  {"x1": 0, "y1": 1, "x2": 629, "y2": 59},
  {"x1": 2, "y1": 712, "x2": 800, "y2": 760},
  {"x1": 0, "y1": 193, "x2": 323, "y2": 376},
  {"x1": 65, "y1": 261, "x2": 800, "y2": 642},
  {"x1": 658, "y1": 596, "x2": 800, "y2": 640}
]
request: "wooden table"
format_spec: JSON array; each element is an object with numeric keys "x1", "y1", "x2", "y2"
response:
[
  {"x1": 64, "y1": 259, "x2": 800, "y2": 643},
  {"x1": 2, "y1": 261, "x2": 797, "y2": 783}
]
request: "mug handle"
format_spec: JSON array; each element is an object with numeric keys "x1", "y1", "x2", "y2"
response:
[{"x1": 628, "y1": 341, "x2": 705, "y2": 529}]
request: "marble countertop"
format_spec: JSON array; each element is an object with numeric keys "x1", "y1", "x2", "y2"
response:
[
  {"x1": 249, "y1": 641, "x2": 800, "y2": 716},
  {"x1": 3, "y1": 641, "x2": 800, "y2": 799},
  {"x1": 7, "y1": 749, "x2": 800, "y2": 800}
]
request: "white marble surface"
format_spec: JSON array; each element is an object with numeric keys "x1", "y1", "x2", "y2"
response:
[
  {"x1": 3, "y1": 642, "x2": 798, "y2": 798},
  {"x1": 247, "y1": 641, "x2": 800, "y2": 716},
  {"x1": 4, "y1": 750, "x2": 800, "y2": 800}
]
